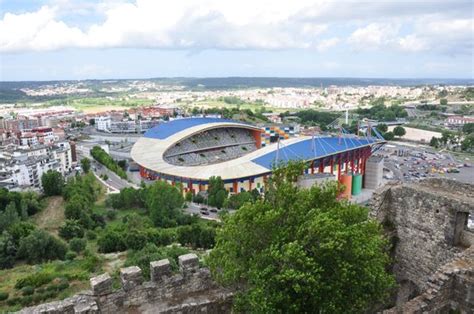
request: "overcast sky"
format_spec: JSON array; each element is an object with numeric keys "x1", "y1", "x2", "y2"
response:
[{"x1": 0, "y1": 0, "x2": 473, "y2": 81}]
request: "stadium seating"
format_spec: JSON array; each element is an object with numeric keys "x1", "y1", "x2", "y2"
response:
[{"x1": 164, "y1": 128, "x2": 257, "y2": 166}]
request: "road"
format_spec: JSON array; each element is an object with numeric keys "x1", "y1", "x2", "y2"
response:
[{"x1": 76, "y1": 147, "x2": 136, "y2": 192}]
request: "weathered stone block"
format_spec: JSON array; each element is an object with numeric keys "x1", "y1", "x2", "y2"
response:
[
  {"x1": 178, "y1": 253, "x2": 199, "y2": 273},
  {"x1": 150, "y1": 259, "x2": 172, "y2": 282},
  {"x1": 90, "y1": 273, "x2": 112, "y2": 295},
  {"x1": 120, "y1": 266, "x2": 143, "y2": 291}
]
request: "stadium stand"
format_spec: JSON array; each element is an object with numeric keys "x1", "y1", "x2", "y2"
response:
[{"x1": 164, "y1": 128, "x2": 257, "y2": 166}]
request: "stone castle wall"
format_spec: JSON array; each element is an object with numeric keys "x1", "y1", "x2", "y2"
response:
[
  {"x1": 370, "y1": 178, "x2": 474, "y2": 313},
  {"x1": 19, "y1": 253, "x2": 233, "y2": 314}
]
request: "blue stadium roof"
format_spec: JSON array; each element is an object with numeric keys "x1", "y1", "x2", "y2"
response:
[
  {"x1": 251, "y1": 136, "x2": 376, "y2": 169},
  {"x1": 144, "y1": 118, "x2": 238, "y2": 139}
]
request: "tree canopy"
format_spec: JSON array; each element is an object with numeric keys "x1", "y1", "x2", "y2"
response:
[
  {"x1": 393, "y1": 126, "x2": 406, "y2": 137},
  {"x1": 208, "y1": 161, "x2": 395, "y2": 313},
  {"x1": 41, "y1": 170, "x2": 64, "y2": 196}
]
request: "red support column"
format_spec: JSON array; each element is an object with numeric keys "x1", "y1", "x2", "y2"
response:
[
  {"x1": 311, "y1": 160, "x2": 315, "y2": 174},
  {"x1": 249, "y1": 179, "x2": 253, "y2": 191},
  {"x1": 233, "y1": 180, "x2": 238, "y2": 193},
  {"x1": 319, "y1": 158, "x2": 324, "y2": 173},
  {"x1": 338, "y1": 157, "x2": 342, "y2": 180},
  {"x1": 330, "y1": 158, "x2": 334, "y2": 174}
]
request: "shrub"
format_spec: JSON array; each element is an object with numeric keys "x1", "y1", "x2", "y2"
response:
[
  {"x1": 97, "y1": 230, "x2": 126, "y2": 253},
  {"x1": 21, "y1": 286, "x2": 34, "y2": 296},
  {"x1": 58, "y1": 220, "x2": 84, "y2": 240},
  {"x1": 0, "y1": 291, "x2": 9, "y2": 301},
  {"x1": 106, "y1": 210, "x2": 117, "y2": 220},
  {"x1": 20, "y1": 295, "x2": 33, "y2": 306},
  {"x1": 65, "y1": 251, "x2": 77, "y2": 260},
  {"x1": 6, "y1": 297, "x2": 21, "y2": 306},
  {"x1": 17, "y1": 229, "x2": 67, "y2": 264},
  {"x1": 69, "y1": 238, "x2": 86, "y2": 253},
  {"x1": 15, "y1": 272, "x2": 54, "y2": 289},
  {"x1": 85, "y1": 230, "x2": 97, "y2": 240}
]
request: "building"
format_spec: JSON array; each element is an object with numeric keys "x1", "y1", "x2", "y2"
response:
[
  {"x1": 446, "y1": 115, "x2": 474, "y2": 126},
  {"x1": 0, "y1": 142, "x2": 73, "y2": 190},
  {"x1": 131, "y1": 118, "x2": 385, "y2": 195},
  {"x1": 95, "y1": 116, "x2": 111, "y2": 132}
]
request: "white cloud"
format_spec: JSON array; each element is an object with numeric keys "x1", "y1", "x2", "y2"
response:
[
  {"x1": 348, "y1": 23, "x2": 399, "y2": 50},
  {"x1": 0, "y1": 0, "x2": 472, "y2": 55},
  {"x1": 316, "y1": 37, "x2": 340, "y2": 52}
]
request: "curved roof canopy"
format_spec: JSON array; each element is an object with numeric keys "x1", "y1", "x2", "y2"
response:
[{"x1": 131, "y1": 118, "x2": 383, "y2": 181}]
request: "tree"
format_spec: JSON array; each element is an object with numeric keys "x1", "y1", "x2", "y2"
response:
[
  {"x1": 145, "y1": 181, "x2": 184, "y2": 228},
  {"x1": 440, "y1": 98, "x2": 448, "y2": 106},
  {"x1": 383, "y1": 131, "x2": 395, "y2": 140},
  {"x1": 393, "y1": 126, "x2": 406, "y2": 137},
  {"x1": 69, "y1": 238, "x2": 87, "y2": 253},
  {"x1": 59, "y1": 220, "x2": 85, "y2": 240},
  {"x1": 208, "y1": 176, "x2": 228, "y2": 208},
  {"x1": 41, "y1": 170, "x2": 64, "y2": 196},
  {"x1": 462, "y1": 123, "x2": 474, "y2": 135},
  {"x1": 461, "y1": 134, "x2": 474, "y2": 151},
  {"x1": 429, "y1": 137, "x2": 440, "y2": 148},
  {"x1": 17, "y1": 229, "x2": 67, "y2": 264},
  {"x1": 377, "y1": 123, "x2": 388, "y2": 133},
  {"x1": 80, "y1": 158, "x2": 91, "y2": 173},
  {"x1": 0, "y1": 202, "x2": 20, "y2": 233},
  {"x1": 208, "y1": 162, "x2": 395, "y2": 313}
]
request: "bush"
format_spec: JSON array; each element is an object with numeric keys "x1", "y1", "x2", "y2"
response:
[
  {"x1": 125, "y1": 244, "x2": 189, "y2": 279},
  {"x1": 97, "y1": 230, "x2": 126, "y2": 253},
  {"x1": 15, "y1": 272, "x2": 54, "y2": 289},
  {"x1": 21, "y1": 286, "x2": 34, "y2": 296},
  {"x1": 106, "y1": 210, "x2": 117, "y2": 220},
  {"x1": 65, "y1": 251, "x2": 77, "y2": 260},
  {"x1": 17, "y1": 229, "x2": 67, "y2": 264},
  {"x1": 20, "y1": 295, "x2": 33, "y2": 306},
  {"x1": 6, "y1": 297, "x2": 21, "y2": 306},
  {"x1": 85, "y1": 230, "x2": 97, "y2": 240},
  {"x1": 69, "y1": 238, "x2": 86, "y2": 253},
  {"x1": 58, "y1": 220, "x2": 84, "y2": 240},
  {"x1": 0, "y1": 291, "x2": 9, "y2": 301}
]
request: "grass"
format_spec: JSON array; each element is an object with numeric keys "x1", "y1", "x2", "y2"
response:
[
  {"x1": 0, "y1": 257, "x2": 104, "y2": 312},
  {"x1": 44, "y1": 97, "x2": 154, "y2": 113},
  {"x1": 32, "y1": 196, "x2": 65, "y2": 236}
]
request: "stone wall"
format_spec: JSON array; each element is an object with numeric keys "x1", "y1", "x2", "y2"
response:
[
  {"x1": 18, "y1": 253, "x2": 233, "y2": 314},
  {"x1": 369, "y1": 178, "x2": 474, "y2": 313}
]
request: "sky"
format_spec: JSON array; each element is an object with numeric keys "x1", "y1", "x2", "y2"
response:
[{"x1": 0, "y1": 0, "x2": 473, "y2": 81}]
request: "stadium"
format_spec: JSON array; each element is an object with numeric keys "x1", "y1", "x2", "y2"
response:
[{"x1": 131, "y1": 117, "x2": 386, "y2": 195}]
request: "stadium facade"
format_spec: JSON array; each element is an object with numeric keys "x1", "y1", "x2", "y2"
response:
[{"x1": 131, "y1": 118, "x2": 385, "y2": 194}]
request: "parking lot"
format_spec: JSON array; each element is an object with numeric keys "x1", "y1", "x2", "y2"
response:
[{"x1": 379, "y1": 144, "x2": 473, "y2": 184}]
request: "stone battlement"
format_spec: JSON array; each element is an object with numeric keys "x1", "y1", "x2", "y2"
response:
[
  {"x1": 370, "y1": 178, "x2": 474, "y2": 313},
  {"x1": 18, "y1": 253, "x2": 233, "y2": 314}
]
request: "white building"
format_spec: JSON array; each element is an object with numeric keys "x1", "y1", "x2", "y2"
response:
[{"x1": 95, "y1": 116, "x2": 111, "y2": 132}]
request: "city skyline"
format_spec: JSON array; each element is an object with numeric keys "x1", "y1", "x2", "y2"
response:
[{"x1": 1, "y1": 0, "x2": 473, "y2": 81}]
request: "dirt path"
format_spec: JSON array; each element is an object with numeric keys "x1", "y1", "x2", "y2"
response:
[{"x1": 33, "y1": 196, "x2": 65, "y2": 235}]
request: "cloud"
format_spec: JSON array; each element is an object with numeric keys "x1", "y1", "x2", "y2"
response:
[
  {"x1": 0, "y1": 0, "x2": 472, "y2": 55},
  {"x1": 316, "y1": 37, "x2": 339, "y2": 52}
]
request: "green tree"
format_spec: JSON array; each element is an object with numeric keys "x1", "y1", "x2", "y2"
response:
[
  {"x1": 383, "y1": 131, "x2": 395, "y2": 140},
  {"x1": 440, "y1": 98, "x2": 448, "y2": 106},
  {"x1": 80, "y1": 158, "x2": 91, "y2": 173},
  {"x1": 17, "y1": 229, "x2": 67, "y2": 264},
  {"x1": 69, "y1": 238, "x2": 87, "y2": 253},
  {"x1": 145, "y1": 181, "x2": 184, "y2": 227},
  {"x1": 393, "y1": 126, "x2": 406, "y2": 137},
  {"x1": 377, "y1": 123, "x2": 388, "y2": 133},
  {"x1": 41, "y1": 170, "x2": 64, "y2": 196},
  {"x1": 429, "y1": 137, "x2": 440, "y2": 148},
  {"x1": 461, "y1": 134, "x2": 474, "y2": 151},
  {"x1": 462, "y1": 123, "x2": 474, "y2": 134},
  {"x1": 0, "y1": 202, "x2": 19, "y2": 233},
  {"x1": 208, "y1": 176, "x2": 228, "y2": 208},
  {"x1": 59, "y1": 220, "x2": 85, "y2": 240},
  {"x1": 208, "y1": 162, "x2": 395, "y2": 313}
]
